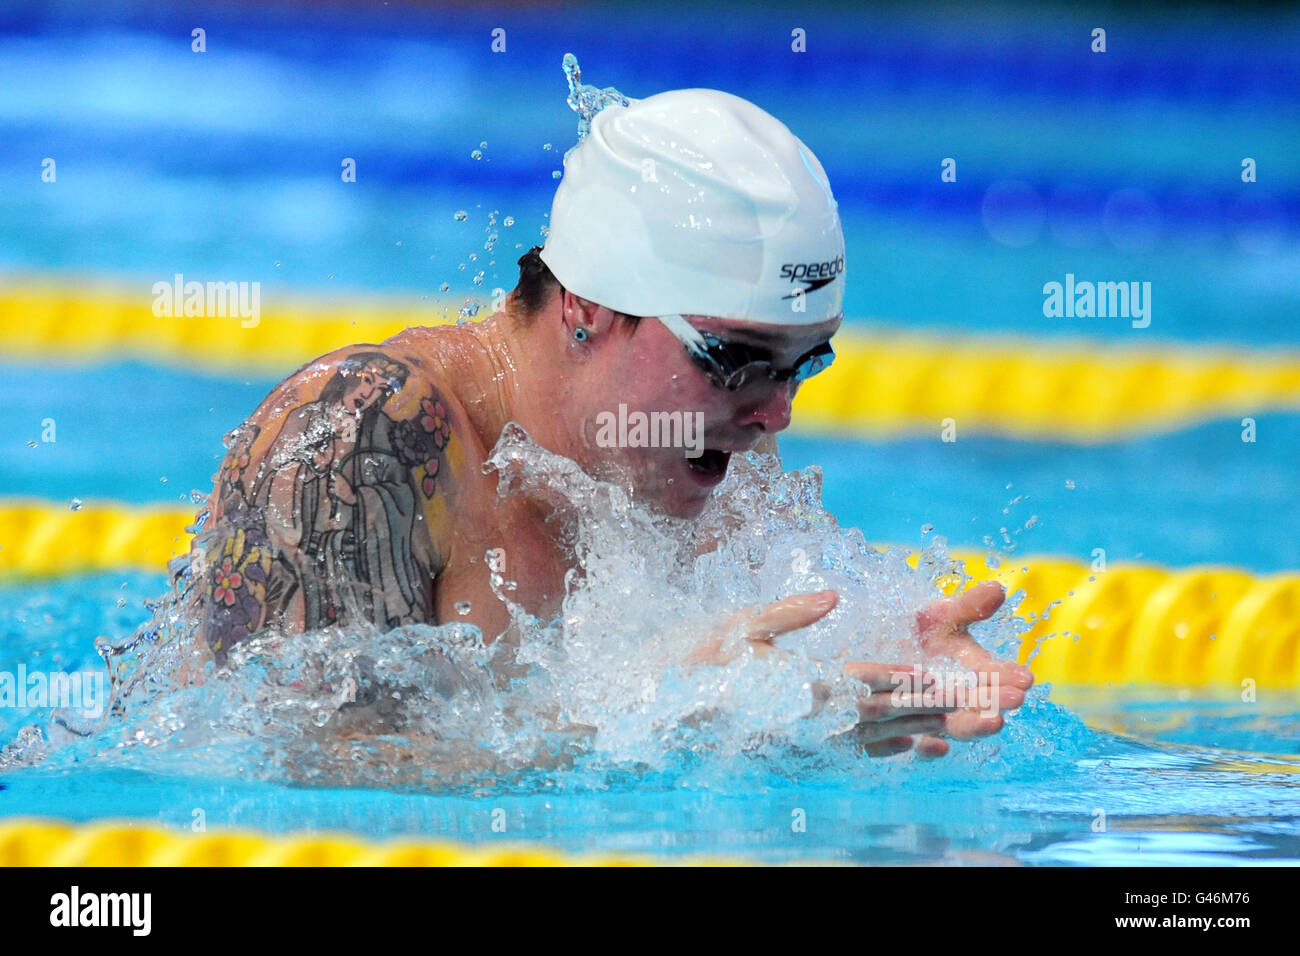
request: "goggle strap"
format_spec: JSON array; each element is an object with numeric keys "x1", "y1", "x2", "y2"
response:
[{"x1": 656, "y1": 313, "x2": 711, "y2": 359}]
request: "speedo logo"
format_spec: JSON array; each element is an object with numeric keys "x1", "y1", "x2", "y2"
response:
[{"x1": 779, "y1": 256, "x2": 844, "y2": 298}]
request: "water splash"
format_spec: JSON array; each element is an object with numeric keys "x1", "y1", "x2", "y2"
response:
[
  {"x1": 0, "y1": 428, "x2": 1074, "y2": 791},
  {"x1": 560, "y1": 53, "x2": 633, "y2": 163}
]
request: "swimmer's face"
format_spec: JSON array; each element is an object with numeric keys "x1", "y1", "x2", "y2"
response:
[
  {"x1": 340, "y1": 369, "x2": 386, "y2": 413},
  {"x1": 571, "y1": 303, "x2": 841, "y2": 519}
]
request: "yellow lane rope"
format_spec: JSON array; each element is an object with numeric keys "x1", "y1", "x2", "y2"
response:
[
  {"x1": 4, "y1": 284, "x2": 1299, "y2": 440},
  {"x1": 1, "y1": 503, "x2": 1295, "y2": 688},
  {"x1": 0, "y1": 818, "x2": 745, "y2": 866},
  {"x1": 796, "y1": 329, "x2": 1300, "y2": 441},
  {"x1": 0, "y1": 281, "x2": 443, "y2": 371}
]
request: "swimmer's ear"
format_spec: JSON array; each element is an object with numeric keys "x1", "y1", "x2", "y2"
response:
[{"x1": 561, "y1": 289, "x2": 619, "y2": 337}]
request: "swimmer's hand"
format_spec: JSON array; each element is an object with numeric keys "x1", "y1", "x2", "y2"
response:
[
  {"x1": 685, "y1": 582, "x2": 1034, "y2": 759},
  {"x1": 684, "y1": 589, "x2": 839, "y2": 667},
  {"x1": 852, "y1": 582, "x2": 1034, "y2": 764}
]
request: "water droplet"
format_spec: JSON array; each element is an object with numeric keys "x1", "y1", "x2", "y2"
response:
[
  {"x1": 455, "y1": 601, "x2": 472, "y2": 616},
  {"x1": 68, "y1": 498, "x2": 83, "y2": 511},
  {"x1": 439, "y1": 282, "x2": 450, "y2": 292},
  {"x1": 1065, "y1": 479, "x2": 1076, "y2": 489},
  {"x1": 543, "y1": 143, "x2": 553, "y2": 151},
  {"x1": 395, "y1": 240, "x2": 403, "y2": 246},
  {"x1": 986, "y1": 555, "x2": 1001, "y2": 569},
  {"x1": 561, "y1": 53, "x2": 630, "y2": 150},
  {"x1": 480, "y1": 141, "x2": 487, "y2": 149},
  {"x1": 503, "y1": 216, "x2": 515, "y2": 227},
  {"x1": 469, "y1": 253, "x2": 478, "y2": 261},
  {"x1": 471, "y1": 149, "x2": 483, "y2": 160},
  {"x1": 920, "y1": 523, "x2": 934, "y2": 535},
  {"x1": 327, "y1": 273, "x2": 335, "y2": 279},
  {"x1": 160, "y1": 476, "x2": 168, "y2": 484},
  {"x1": 552, "y1": 170, "x2": 562, "y2": 179},
  {"x1": 454, "y1": 210, "x2": 468, "y2": 222},
  {"x1": 26, "y1": 439, "x2": 38, "y2": 448},
  {"x1": 116, "y1": 598, "x2": 127, "y2": 607},
  {"x1": 274, "y1": 260, "x2": 282, "y2": 268}
]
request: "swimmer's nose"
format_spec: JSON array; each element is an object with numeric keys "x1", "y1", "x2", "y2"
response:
[{"x1": 737, "y1": 380, "x2": 795, "y2": 433}]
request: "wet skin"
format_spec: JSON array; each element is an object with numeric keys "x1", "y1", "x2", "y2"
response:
[{"x1": 190, "y1": 286, "x2": 1033, "y2": 757}]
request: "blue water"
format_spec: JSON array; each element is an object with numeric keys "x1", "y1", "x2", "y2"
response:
[
  {"x1": 0, "y1": 1, "x2": 1297, "y2": 343},
  {"x1": 1, "y1": 573, "x2": 1297, "y2": 864},
  {"x1": 4, "y1": 361, "x2": 1299, "y2": 572},
  {"x1": 1, "y1": 1, "x2": 1299, "y2": 863}
]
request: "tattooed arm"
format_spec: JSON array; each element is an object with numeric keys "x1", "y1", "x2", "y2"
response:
[{"x1": 191, "y1": 344, "x2": 457, "y2": 664}]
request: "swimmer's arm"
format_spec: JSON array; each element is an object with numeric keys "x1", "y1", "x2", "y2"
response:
[{"x1": 192, "y1": 343, "x2": 452, "y2": 658}]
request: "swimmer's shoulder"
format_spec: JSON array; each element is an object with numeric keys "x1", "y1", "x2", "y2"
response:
[
  {"x1": 236, "y1": 323, "x2": 494, "y2": 491},
  {"x1": 197, "y1": 330, "x2": 480, "y2": 647},
  {"x1": 382, "y1": 323, "x2": 500, "y2": 457}
]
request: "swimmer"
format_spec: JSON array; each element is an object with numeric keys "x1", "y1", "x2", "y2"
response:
[{"x1": 188, "y1": 87, "x2": 1033, "y2": 758}]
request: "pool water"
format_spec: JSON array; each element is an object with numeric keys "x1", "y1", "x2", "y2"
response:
[
  {"x1": 2, "y1": 573, "x2": 1297, "y2": 865},
  {"x1": 2, "y1": 3, "x2": 1299, "y2": 864}
]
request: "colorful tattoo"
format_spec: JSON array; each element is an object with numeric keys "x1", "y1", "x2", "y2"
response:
[{"x1": 199, "y1": 351, "x2": 448, "y2": 662}]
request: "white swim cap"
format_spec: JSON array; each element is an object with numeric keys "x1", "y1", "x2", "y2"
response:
[{"x1": 539, "y1": 88, "x2": 845, "y2": 326}]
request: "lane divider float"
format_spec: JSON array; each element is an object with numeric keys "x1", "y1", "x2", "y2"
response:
[
  {"x1": 1, "y1": 502, "x2": 1295, "y2": 688},
  {"x1": 0, "y1": 817, "x2": 744, "y2": 866},
  {"x1": 4, "y1": 284, "x2": 1299, "y2": 440}
]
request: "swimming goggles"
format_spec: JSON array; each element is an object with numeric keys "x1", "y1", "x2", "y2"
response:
[{"x1": 656, "y1": 313, "x2": 836, "y2": 392}]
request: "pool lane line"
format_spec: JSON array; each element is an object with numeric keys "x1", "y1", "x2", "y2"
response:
[
  {"x1": 4, "y1": 285, "x2": 1300, "y2": 442},
  {"x1": 0, "y1": 817, "x2": 755, "y2": 867},
  {"x1": 1, "y1": 501, "x2": 1297, "y2": 689}
]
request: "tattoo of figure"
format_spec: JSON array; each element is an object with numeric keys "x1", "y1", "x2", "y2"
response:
[{"x1": 199, "y1": 351, "x2": 449, "y2": 662}]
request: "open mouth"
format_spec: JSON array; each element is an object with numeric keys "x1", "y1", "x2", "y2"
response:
[{"x1": 686, "y1": 448, "x2": 732, "y2": 481}]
